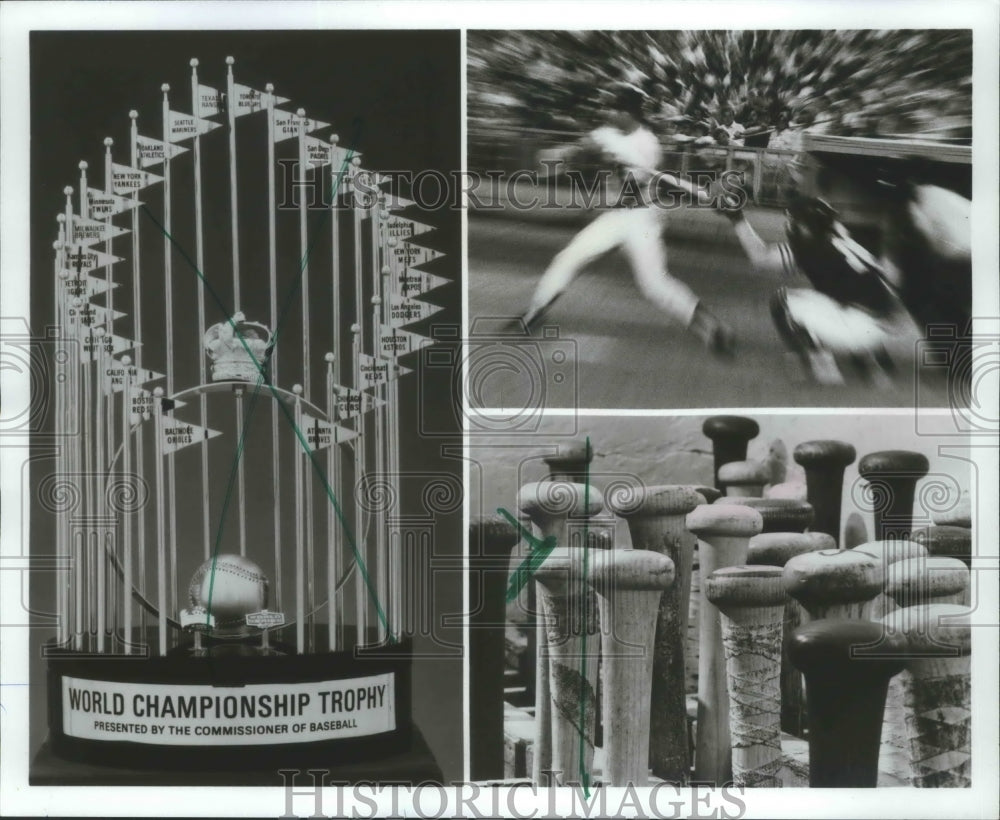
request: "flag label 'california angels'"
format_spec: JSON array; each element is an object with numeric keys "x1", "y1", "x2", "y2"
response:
[{"x1": 103, "y1": 363, "x2": 164, "y2": 394}]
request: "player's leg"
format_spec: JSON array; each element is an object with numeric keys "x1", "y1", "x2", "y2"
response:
[
  {"x1": 623, "y1": 209, "x2": 735, "y2": 355},
  {"x1": 521, "y1": 209, "x2": 628, "y2": 327}
]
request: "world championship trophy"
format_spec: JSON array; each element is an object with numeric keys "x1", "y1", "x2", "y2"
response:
[{"x1": 34, "y1": 52, "x2": 452, "y2": 783}]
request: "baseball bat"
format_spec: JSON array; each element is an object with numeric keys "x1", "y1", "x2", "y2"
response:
[
  {"x1": 885, "y1": 555, "x2": 969, "y2": 609},
  {"x1": 714, "y1": 496, "x2": 815, "y2": 534},
  {"x1": 851, "y1": 539, "x2": 929, "y2": 619},
  {"x1": 857, "y1": 450, "x2": 930, "y2": 541},
  {"x1": 703, "y1": 416, "x2": 760, "y2": 492},
  {"x1": 783, "y1": 548, "x2": 883, "y2": 621},
  {"x1": 747, "y1": 531, "x2": 835, "y2": 738},
  {"x1": 718, "y1": 460, "x2": 771, "y2": 498},
  {"x1": 850, "y1": 539, "x2": 929, "y2": 777},
  {"x1": 532, "y1": 546, "x2": 601, "y2": 786},
  {"x1": 793, "y1": 440, "x2": 857, "y2": 545},
  {"x1": 607, "y1": 484, "x2": 702, "y2": 782},
  {"x1": 705, "y1": 566, "x2": 787, "y2": 787},
  {"x1": 931, "y1": 492, "x2": 971, "y2": 529},
  {"x1": 518, "y1": 481, "x2": 603, "y2": 785},
  {"x1": 688, "y1": 486, "x2": 722, "y2": 700},
  {"x1": 468, "y1": 514, "x2": 521, "y2": 781},
  {"x1": 587, "y1": 548, "x2": 675, "y2": 787},
  {"x1": 693, "y1": 485, "x2": 723, "y2": 504},
  {"x1": 788, "y1": 618, "x2": 906, "y2": 787},
  {"x1": 912, "y1": 525, "x2": 973, "y2": 569},
  {"x1": 879, "y1": 603, "x2": 971, "y2": 787},
  {"x1": 686, "y1": 503, "x2": 764, "y2": 784},
  {"x1": 543, "y1": 436, "x2": 594, "y2": 483},
  {"x1": 843, "y1": 511, "x2": 869, "y2": 549}
]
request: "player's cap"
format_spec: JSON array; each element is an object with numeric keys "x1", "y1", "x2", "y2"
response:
[{"x1": 611, "y1": 85, "x2": 647, "y2": 119}]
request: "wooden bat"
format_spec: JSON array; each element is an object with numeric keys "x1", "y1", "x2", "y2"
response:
[
  {"x1": 587, "y1": 548, "x2": 675, "y2": 787},
  {"x1": 543, "y1": 436, "x2": 594, "y2": 483},
  {"x1": 931, "y1": 492, "x2": 971, "y2": 529},
  {"x1": 793, "y1": 439, "x2": 857, "y2": 545},
  {"x1": 705, "y1": 565, "x2": 787, "y2": 787},
  {"x1": 714, "y1": 496, "x2": 815, "y2": 533},
  {"x1": 693, "y1": 485, "x2": 723, "y2": 504},
  {"x1": 885, "y1": 555, "x2": 970, "y2": 609},
  {"x1": 782, "y1": 548, "x2": 884, "y2": 621},
  {"x1": 747, "y1": 531, "x2": 835, "y2": 738},
  {"x1": 607, "y1": 484, "x2": 702, "y2": 783},
  {"x1": 688, "y1": 485, "x2": 723, "y2": 694},
  {"x1": 879, "y1": 603, "x2": 971, "y2": 787},
  {"x1": 850, "y1": 539, "x2": 929, "y2": 778},
  {"x1": 857, "y1": 450, "x2": 930, "y2": 541},
  {"x1": 468, "y1": 514, "x2": 521, "y2": 781},
  {"x1": 518, "y1": 481, "x2": 603, "y2": 785},
  {"x1": 532, "y1": 546, "x2": 601, "y2": 786},
  {"x1": 686, "y1": 503, "x2": 764, "y2": 784},
  {"x1": 718, "y1": 460, "x2": 771, "y2": 497},
  {"x1": 703, "y1": 416, "x2": 760, "y2": 492},
  {"x1": 788, "y1": 618, "x2": 907, "y2": 787},
  {"x1": 912, "y1": 525, "x2": 973, "y2": 569}
]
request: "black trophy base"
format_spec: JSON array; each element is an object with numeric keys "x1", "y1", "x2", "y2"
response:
[
  {"x1": 42, "y1": 627, "x2": 427, "y2": 777},
  {"x1": 30, "y1": 726, "x2": 442, "y2": 786}
]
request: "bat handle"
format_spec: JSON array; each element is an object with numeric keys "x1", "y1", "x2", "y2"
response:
[
  {"x1": 703, "y1": 416, "x2": 760, "y2": 491},
  {"x1": 858, "y1": 450, "x2": 929, "y2": 541},
  {"x1": 789, "y1": 619, "x2": 906, "y2": 787},
  {"x1": 794, "y1": 439, "x2": 857, "y2": 545}
]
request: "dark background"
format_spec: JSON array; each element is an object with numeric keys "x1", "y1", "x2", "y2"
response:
[{"x1": 29, "y1": 29, "x2": 463, "y2": 783}]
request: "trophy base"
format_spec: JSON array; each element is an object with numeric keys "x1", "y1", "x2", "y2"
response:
[{"x1": 43, "y1": 628, "x2": 420, "y2": 774}]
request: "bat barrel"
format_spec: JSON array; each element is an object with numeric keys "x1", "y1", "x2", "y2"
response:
[
  {"x1": 789, "y1": 618, "x2": 906, "y2": 787},
  {"x1": 879, "y1": 604, "x2": 972, "y2": 787},
  {"x1": 747, "y1": 531, "x2": 834, "y2": 737},
  {"x1": 607, "y1": 484, "x2": 702, "y2": 783},
  {"x1": 718, "y1": 460, "x2": 770, "y2": 498},
  {"x1": 588, "y1": 549, "x2": 675, "y2": 787},
  {"x1": 705, "y1": 566, "x2": 787, "y2": 787},
  {"x1": 714, "y1": 496, "x2": 815, "y2": 533},
  {"x1": 857, "y1": 450, "x2": 929, "y2": 541},
  {"x1": 686, "y1": 503, "x2": 763, "y2": 784},
  {"x1": 467, "y1": 514, "x2": 520, "y2": 781},
  {"x1": 794, "y1": 439, "x2": 857, "y2": 545},
  {"x1": 533, "y1": 547, "x2": 601, "y2": 786},
  {"x1": 703, "y1": 416, "x2": 760, "y2": 492}
]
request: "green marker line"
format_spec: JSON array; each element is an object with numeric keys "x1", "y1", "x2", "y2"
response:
[
  {"x1": 138, "y1": 130, "x2": 393, "y2": 641},
  {"x1": 498, "y1": 507, "x2": 557, "y2": 604}
]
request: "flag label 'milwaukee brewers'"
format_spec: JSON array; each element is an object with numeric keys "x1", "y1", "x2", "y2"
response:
[
  {"x1": 71, "y1": 216, "x2": 129, "y2": 247},
  {"x1": 60, "y1": 673, "x2": 395, "y2": 746},
  {"x1": 111, "y1": 163, "x2": 163, "y2": 195},
  {"x1": 161, "y1": 421, "x2": 221, "y2": 454}
]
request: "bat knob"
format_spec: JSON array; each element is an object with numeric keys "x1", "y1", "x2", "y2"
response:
[
  {"x1": 705, "y1": 565, "x2": 786, "y2": 611},
  {"x1": 588, "y1": 549, "x2": 675, "y2": 592},
  {"x1": 702, "y1": 415, "x2": 759, "y2": 443},
  {"x1": 851, "y1": 539, "x2": 927, "y2": 567},
  {"x1": 783, "y1": 549, "x2": 883, "y2": 612},
  {"x1": 517, "y1": 480, "x2": 604, "y2": 521},
  {"x1": 912, "y1": 525, "x2": 973, "y2": 567},
  {"x1": 687, "y1": 502, "x2": 764, "y2": 539},
  {"x1": 793, "y1": 439, "x2": 857, "y2": 469},
  {"x1": 606, "y1": 484, "x2": 703, "y2": 520},
  {"x1": 717, "y1": 459, "x2": 770, "y2": 492},
  {"x1": 542, "y1": 436, "x2": 594, "y2": 481},
  {"x1": 747, "y1": 531, "x2": 834, "y2": 567},
  {"x1": 714, "y1": 496, "x2": 815, "y2": 533},
  {"x1": 885, "y1": 556, "x2": 969, "y2": 607},
  {"x1": 858, "y1": 449, "x2": 929, "y2": 481}
]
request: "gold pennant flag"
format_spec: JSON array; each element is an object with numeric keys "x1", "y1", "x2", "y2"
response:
[
  {"x1": 112, "y1": 163, "x2": 163, "y2": 195},
  {"x1": 86, "y1": 188, "x2": 143, "y2": 219},
  {"x1": 162, "y1": 420, "x2": 222, "y2": 454},
  {"x1": 167, "y1": 110, "x2": 222, "y2": 142}
]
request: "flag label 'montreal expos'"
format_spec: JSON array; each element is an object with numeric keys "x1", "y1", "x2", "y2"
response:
[{"x1": 394, "y1": 268, "x2": 450, "y2": 298}]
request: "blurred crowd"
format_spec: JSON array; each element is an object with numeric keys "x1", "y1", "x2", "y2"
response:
[{"x1": 468, "y1": 30, "x2": 972, "y2": 147}]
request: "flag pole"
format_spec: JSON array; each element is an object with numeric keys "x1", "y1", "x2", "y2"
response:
[
  {"x1": 265, "y1": 82, "x2": 283, "y2": 612},
  {"x1": 324, "y1": 353, "x2": 339, "y2": 651},
  {"x1": 153, "y1": 388, "x2": 168, "y2": 656},
  {"x1": 129, "y1": 110, "x2": 147, "y2": 644},
  {"x1": 225, "y1": 56, "x2": 240, "y2": 308},
  {"x1": 297, "y1": 109, "x2": 316, "y2": 651},
  {"x1": 121, "y1": 355, "x2": 134, "y2": 654},
  {"x1": 94, "y1": 325, "x2": 107, "y2": 654},
  {"x1": 293, "y1": 385, "x2": 305, "y2": 654},
  {"x1": 162, "y1": 84, "x2": 180, "y2": 635},
  {"x1": 102, "y1": 139, "x2": 116, "y2": 467},
  {"x1": 53, "y1": 238, "x2": 69, "y2": 648},
  {"x1": 329, "y1": 137, "x2": 344, "y2": 651},
  {"x1": 369, "y1": 200, "x2": 388, "y2": 644},
  {"x1": 351, "y1": 321, "x2": 365, "y2": 647},
  {"x1": 190, "y1": 59, "x2": 212, "y2": 560}
]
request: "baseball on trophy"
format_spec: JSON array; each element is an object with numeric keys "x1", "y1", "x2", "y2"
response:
[{"x1": 188, "y1": 554, "x2": 269, "y2": 632}]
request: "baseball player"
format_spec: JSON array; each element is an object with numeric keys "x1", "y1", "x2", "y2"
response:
[{"x1": 517, "y1": 87, "x2": 736, "y2": 356}]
